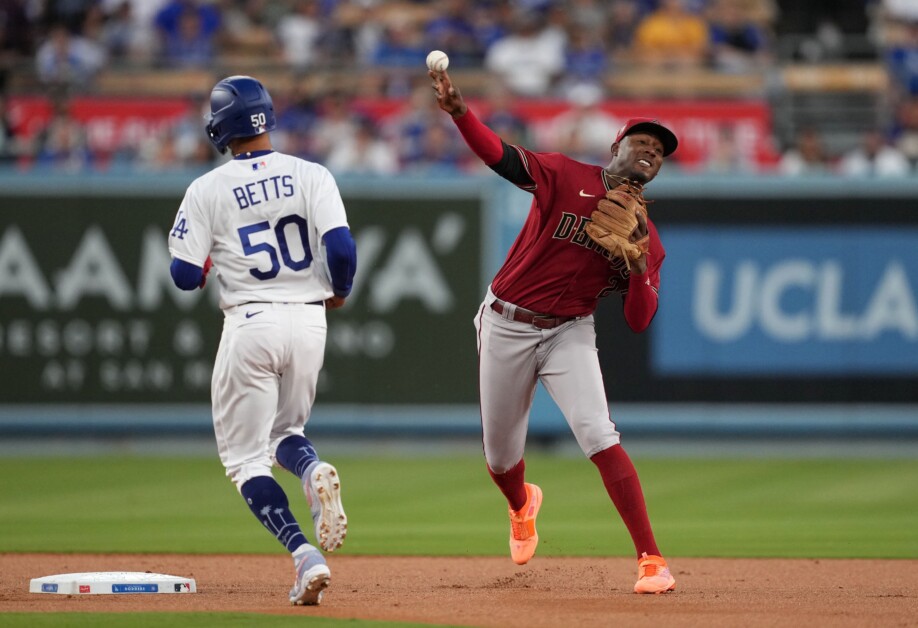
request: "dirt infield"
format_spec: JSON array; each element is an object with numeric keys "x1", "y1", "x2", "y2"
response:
[{"x1": 2, "y1": 553, "x2": 917, "y2": 626}]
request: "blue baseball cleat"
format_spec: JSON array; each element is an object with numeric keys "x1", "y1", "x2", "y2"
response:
[{"x1": 289, "y1": 545, "x2": 330, "y2": 606}]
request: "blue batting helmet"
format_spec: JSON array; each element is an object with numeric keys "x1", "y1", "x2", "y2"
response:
[{"x1": 205, "y1": 75, "x2": 276, "y2": 154}]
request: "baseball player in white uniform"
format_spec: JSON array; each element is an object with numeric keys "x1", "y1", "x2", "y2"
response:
[{"x1": 168, "y1": 75, "x2": 356, "y2": 606}]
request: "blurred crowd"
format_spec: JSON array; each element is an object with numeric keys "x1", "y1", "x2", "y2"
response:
[
  {"x1": 1, "y1": 0, "x2": 779, "y2": 91},
  {"x1": 1, "y1": 0, "x2": 918, "y2": 176}
]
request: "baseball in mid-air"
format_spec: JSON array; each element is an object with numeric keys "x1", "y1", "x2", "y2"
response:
[{"x1": 426, "y1": 50, "x2": 449, "y2": 72}]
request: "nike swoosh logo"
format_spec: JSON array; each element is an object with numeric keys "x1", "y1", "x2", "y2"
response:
[
  {"x1": 579, "y1": 190, "x2": 596, "y2": 197},
  {"x1": 245, "y1": 311, "x2": 263, "y2": 319}
]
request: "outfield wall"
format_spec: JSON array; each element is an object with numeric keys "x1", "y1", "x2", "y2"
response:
[{"x1": 1, "y1": 171, "x2": 916, "y2": 439}]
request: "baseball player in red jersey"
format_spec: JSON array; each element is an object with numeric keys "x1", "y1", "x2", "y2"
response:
[{"x1": 430, "y1": 68, "x2": 677, "y2": 594}]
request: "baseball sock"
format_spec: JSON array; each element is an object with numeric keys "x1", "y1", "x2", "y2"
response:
[
  {"x1": 488, "y1": 459, "x2": 528, "y2": 512},
  {"x1": 590, "y1": 445, "x2": 661, "y2": 559},
  {"x1": 240, "y1": 476, "x2": 309, "y2": 553},
  {"x1": 275, "y1": 435, "x2": 319, "y2": 479}
]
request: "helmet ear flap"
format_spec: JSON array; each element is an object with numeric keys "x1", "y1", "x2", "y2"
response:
[{"x1": 205, "y1": 120, "x2": 227, "y2": 154}]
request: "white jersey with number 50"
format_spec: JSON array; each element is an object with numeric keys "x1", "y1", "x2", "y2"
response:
[{"x1": 168, "y1": 151, "x2": 348, "y2": 309}]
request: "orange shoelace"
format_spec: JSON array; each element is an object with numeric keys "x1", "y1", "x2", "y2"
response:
[
  {"x1": 640, "y1": 562, "x2": 663, "y2": 577},
  {"x1": 510, "y1": 512, "x2": 534, "y2": 540},
  {"x1": 638, "y1": 555, "x2": 670, "y2": 578}
]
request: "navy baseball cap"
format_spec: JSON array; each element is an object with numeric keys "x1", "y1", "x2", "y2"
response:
[{"x1": 614, "y1": 117, "x2": 678, "y2": 156}]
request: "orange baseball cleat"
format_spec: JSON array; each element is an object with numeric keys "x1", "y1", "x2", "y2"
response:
[
  {"x1": 508, "y1": 483, "x2": 542, "y2": 565},
  {"x1": 634, "y1": 552, "x2": 676, "y2": 594}
]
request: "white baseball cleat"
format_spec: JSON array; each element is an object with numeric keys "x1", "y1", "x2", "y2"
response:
[
  {"x1": 289, "y1": 545, "x2": 330, "y2": 606},
  {"x1": 303, "y1": 461, "x2": 348, "y2": 552}
]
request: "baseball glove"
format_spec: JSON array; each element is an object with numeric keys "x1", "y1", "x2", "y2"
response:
[{"x1": 584, "y1": 183, "x2": 649, "y2": 268}]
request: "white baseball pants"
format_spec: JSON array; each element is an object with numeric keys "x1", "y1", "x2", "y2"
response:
[
  {"x1": 474, "y1": 289, "x2": 621, "y2": 473},
  {"x1": 211, "y1": 302, "x2": 327, "y2": 489}
]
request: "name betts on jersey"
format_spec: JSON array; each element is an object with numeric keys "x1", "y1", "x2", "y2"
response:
[{"x1": 168, "y1": 152, "x2": 348, "y2": 309}]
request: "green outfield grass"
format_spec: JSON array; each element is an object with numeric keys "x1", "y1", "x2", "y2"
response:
[{"x1": 1, "y1": 455, "x2": 917, "y2": 559}]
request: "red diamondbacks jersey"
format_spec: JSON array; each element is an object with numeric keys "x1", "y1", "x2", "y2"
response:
[{"x1": 491, "y1": 147, "x2": 665, "y2": 318}]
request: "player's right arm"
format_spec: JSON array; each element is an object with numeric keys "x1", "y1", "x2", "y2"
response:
[
  {"x1": 430, "y1": 69, "x2": 534, "y2": 188},
  {"x1": 170, "y1": 256, "x2": 212, "y2": 290},
  {"x1": 168, "y1": 180, "x2": 214, "y2": 290}
]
